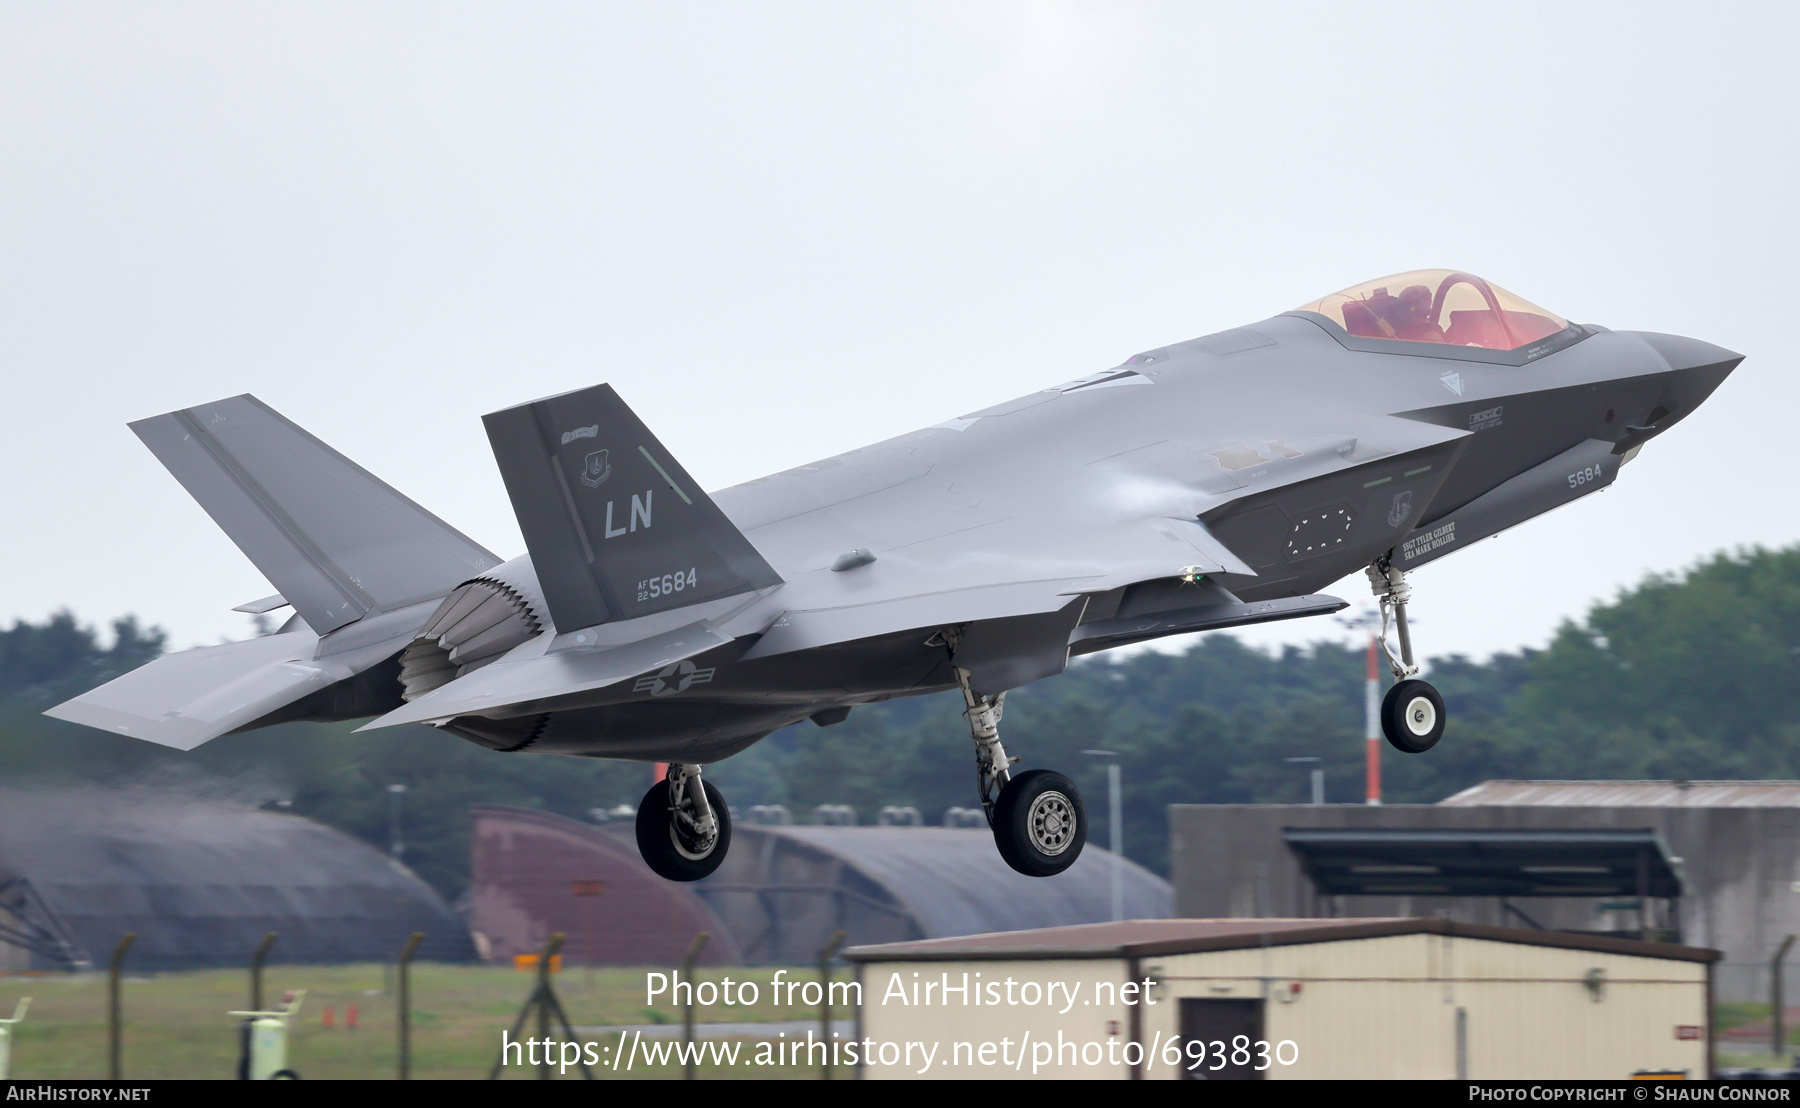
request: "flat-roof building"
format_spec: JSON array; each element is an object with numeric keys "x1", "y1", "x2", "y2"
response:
[
  {"x1": 847, "y1": 917, "x2": 1717, "y2": 1080},
  {"x1": 1169, "y1": 780, "x2": 1800, "y2": 1001}
]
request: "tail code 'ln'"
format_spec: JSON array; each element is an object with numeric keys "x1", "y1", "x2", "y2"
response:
[{"x1": 482, "y1": 383, "x2": 781, "y2": 632}]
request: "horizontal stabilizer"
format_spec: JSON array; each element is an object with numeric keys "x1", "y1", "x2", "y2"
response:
[
  {"x1": 482, "y1": 383, "x2": 782, "y2": 632},
  {"x1": 132, "y1": 395, "x2": 501, "y2": 634},
  {"x1": 357, "y1": 620, "x2": 732, "y2": 729},
  {"x1": 232, "y1": 594, "x2": 289, "y2": 615},
  {"x1": 44, "y1": 630, "x2": 340, "y2": 750}
]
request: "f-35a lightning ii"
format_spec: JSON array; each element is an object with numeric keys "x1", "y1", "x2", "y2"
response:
[{"x1": 48, "y1": 270, "x2": 1740, "y2": 881}]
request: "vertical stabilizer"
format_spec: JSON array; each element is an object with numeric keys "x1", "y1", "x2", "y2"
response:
[{"x1": 482, "y1": 383, "x2": 781, "y2": 632}]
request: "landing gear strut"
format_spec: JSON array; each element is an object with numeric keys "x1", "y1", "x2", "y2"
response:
[
  {"x1": 952, "y1": 659, "x2": 1087, "y2": 877},
  {"x1": 636, "y1": 763, "x2": 732, "y2": 881},
  {"x1": 1368, "y1": 557, "x2": 1446, "y2": 754}
]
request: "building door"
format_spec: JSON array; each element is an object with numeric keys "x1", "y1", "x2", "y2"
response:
[{"x1": 1178, "y1": 998, "x2": 1266, "y2": 1080}]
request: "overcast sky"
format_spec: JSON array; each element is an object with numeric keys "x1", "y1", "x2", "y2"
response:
[{"x1": 2, "y1": 2, "x2": 1795, "y2": 661}]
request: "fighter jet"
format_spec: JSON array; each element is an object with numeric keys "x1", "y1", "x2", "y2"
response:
[{"x1": 47, "y1": 269, "x2": 1740, "y2": 880}]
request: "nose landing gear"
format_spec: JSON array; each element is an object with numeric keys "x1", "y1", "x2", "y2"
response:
[
  {"x1": 952, "y1": 658, "x2": 1087, "y2": 877},
  {"x1": 636, "y1": 763, "x2": 732, "y2": 881},
  {"x1": 1368, "y1": 558, "x2": 1446, "y2": 754}
]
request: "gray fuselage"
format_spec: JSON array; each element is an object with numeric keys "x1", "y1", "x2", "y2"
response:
[{"x1": 409, "y1": 312, "x2": 1735, "y2": 762}]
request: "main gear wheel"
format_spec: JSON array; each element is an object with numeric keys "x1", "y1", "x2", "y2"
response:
[
  {"x1": 991, "y1": 769, "x2": 1088, "y2": 877},
  {"x1": 635, "y1": 768, "x2": 732, "y2": 881}
]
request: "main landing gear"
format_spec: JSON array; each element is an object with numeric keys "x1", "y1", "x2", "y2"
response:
[
  {"x1": 636, "y1": 763, "x2": 732, "y2": 881},
  {"x1": 1368, "y1": 557, "x2": 1446, "y2": 754},
  {"x1": 954, "y1": 662, "x2": 1087, "y2": 877}
]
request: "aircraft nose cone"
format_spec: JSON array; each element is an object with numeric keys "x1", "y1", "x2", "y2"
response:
[
  {"x1": 1638, "y1": 332, "x2": 1743, "y2": 376},
  {"x1": 1622, "y1": 331, "x2": 1741, "y2": 436}
]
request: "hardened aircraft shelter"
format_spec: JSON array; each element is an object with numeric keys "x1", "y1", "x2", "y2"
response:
[
  {"x1": 0, "y1": 786, "x2": 472, "y2": 970},
  {"x1": 467, "y1": 807, "x2": 1170, "y2": 965}
]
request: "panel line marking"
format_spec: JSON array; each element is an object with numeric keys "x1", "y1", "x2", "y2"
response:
[{"x1": 638, "y1": 447, "x2": 693, "y2": 505}]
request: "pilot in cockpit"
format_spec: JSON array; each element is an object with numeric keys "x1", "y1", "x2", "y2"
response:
[
  {"x1": 1340, "y1": 284, "x2": 1446, "y2": 344},
  {"x1": 1297, "y1": 269, "x2": 1574, "y2": 352}
]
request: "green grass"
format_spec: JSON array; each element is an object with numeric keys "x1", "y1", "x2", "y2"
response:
[
  {"x1": 0, "y1": 965, "x2": 855, "y2": 1080},
  {"x1": 1712, "y1": 1002, "x2": 1799, "y2": 1073},
  {"x1": 1715, "y1": 1002, "x2": 1768, "y2": 1035}
]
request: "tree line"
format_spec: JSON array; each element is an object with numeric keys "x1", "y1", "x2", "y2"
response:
[{"x1": 3, "y1": 544, "x2": 1796, "y2": 895}]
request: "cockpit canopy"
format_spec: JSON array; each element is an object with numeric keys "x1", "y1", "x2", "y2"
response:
[{"x1": 1294, "y1": 270, "x2": 1570, "y2": 351}]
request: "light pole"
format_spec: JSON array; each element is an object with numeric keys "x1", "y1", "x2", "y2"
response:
[
  {"x1": 1337, "y1": 608, "x2": 1384, "y2": 806},
  {"x1": 1285, "y1": 756, "x2": 1324, "y2": 805},
  {"x1": 1082, "y1": 749, "x2": 1123, "y2": 922},
  {"x1": 388, "y1": 784, "x2": 407, "y2": 861}
]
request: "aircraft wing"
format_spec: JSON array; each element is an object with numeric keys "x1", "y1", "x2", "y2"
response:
[
  {"x1": 722, "y1": 406, "x2": 1467, "y2": 663},
  {"x1": 734, "y1": 515, "x2": 1247, "y2": 661}
]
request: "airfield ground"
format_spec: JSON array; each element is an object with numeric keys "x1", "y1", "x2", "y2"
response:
[
  {"x1": 0, "y1": 964, "x2": 855, "y2": 1080},
  {"x1": 3, "y1": 965, "x2": 1787, "y2": 1078}
]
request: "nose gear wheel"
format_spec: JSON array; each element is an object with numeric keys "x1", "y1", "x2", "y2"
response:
[{"x1": 1382, "y1": 679, "x2": 1444, "y2": 753}]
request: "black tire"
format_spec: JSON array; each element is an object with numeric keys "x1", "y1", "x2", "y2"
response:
[
  {"x1": 636, "y1": 777, "x2": 732, "y2": 882},
  {"x1": 991, "y1": 769, "x2": 1086, "y2": 877},
  {"x1": 1382, "y1": 679, "x2": 1445, "y2": 754},
  {"x1": 270, "y1": 1069, "x2": 302, "y2": 1080}
]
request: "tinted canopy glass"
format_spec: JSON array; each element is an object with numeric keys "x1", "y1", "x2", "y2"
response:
[{"x1": 1294, "y1": 270, "x2": 1569, "y2": 351}]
